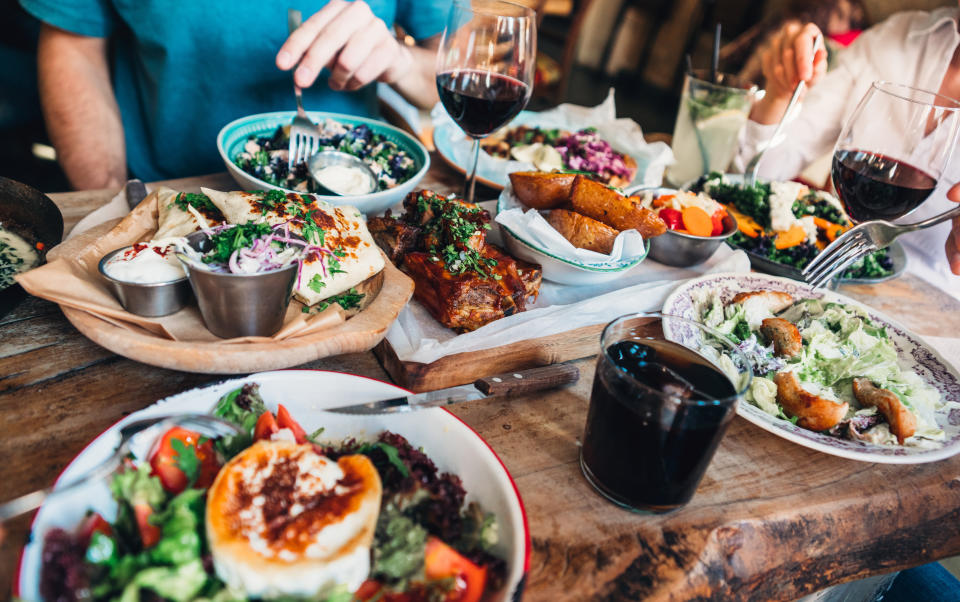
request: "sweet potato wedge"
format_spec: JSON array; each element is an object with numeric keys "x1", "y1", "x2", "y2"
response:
[
  {"x1": 508, "y1": 171, "x2": 577, "y2": 209},
  {"x1": 546, "y1": 209, "x2": 619, "y2": 253},
  {"x1": 569, "y1": 176, "x2": 667, "y2": 238}
]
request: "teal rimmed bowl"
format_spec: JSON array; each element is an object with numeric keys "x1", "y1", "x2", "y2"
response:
[{"x1": 217, "y1": 111, "x2": 430, "y2": 215}]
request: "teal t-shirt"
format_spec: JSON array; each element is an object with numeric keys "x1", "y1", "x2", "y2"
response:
[{"x1": 19, "y1": 0, "x2": 449, "y2": 181}]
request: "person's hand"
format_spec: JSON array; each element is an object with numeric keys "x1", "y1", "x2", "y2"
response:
[
  {"x1": 946, "y1": 183, "x2": 960, "y2": 275},
  {"x1": 276, "y1": 0, "x2": 413, "y2": 92},
  {"x1": 750, "y1": 21, "x2": 828, "y2": 124}
]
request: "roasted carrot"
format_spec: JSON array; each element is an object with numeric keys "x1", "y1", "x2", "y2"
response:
[
  {"x1": 681, "y1": 206, "x2": 714, "y2": 237},
  {"x1": 774, "y1": 224, "x2": 807, "y2": 249},
  {"x1": 813, "y1": 217, "x2": 846, "y2": 242}
]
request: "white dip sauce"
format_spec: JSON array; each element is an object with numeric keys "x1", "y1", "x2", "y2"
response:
[
  {"x1": 314, "y1": 165, "x2": 374, "y2": 195},
  {"x1": 104, "y1": 243, "x2": 185, "y2": 283},
  {"x1": 0, "y1": 226, "x2": 40, "y2": 289}
]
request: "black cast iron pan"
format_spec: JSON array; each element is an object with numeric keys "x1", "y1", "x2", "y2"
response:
[{"x1": 0, "y1": 176, "x2": 64, "y2": 317}]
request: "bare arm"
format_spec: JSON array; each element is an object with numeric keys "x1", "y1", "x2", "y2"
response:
[
  {"x1": 276, "y1": 0, "x2": 439, "y2": 109},
  {"x1": 37, "y1": 24, "x2": 125, "y2": 190}
]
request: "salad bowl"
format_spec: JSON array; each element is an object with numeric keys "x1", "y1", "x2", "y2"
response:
[
  {"x1": 662, "y1": 272, "x2": 960, "y2": 463},
  {"x1": 218, "y1": 111, "x2": 430, "y2": 216},
  {"x1": 17, "y1": 370, "x2": 529, "y2": 600}
]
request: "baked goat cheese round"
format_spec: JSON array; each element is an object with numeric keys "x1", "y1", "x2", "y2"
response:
[{"x1": 206, "y1": 440, "x2": 382, "y2": 598}]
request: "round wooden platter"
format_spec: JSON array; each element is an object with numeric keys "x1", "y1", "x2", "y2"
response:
[{"x1": 52, "y1": 221, "x2": 415, "y2": 374}]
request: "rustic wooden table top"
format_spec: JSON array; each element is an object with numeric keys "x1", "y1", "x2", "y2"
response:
[{"x1": 4, "y1": 163, "x2": 960, "y2": 601}]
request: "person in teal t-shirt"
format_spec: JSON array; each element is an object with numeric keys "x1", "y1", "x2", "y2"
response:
[{"x1": 20, "y1": 0, "x2": 450, "y2": 189}]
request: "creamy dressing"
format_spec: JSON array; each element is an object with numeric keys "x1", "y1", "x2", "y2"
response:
[
  {"x1": 103, "y1": 243, "x2": 185, "y2": 283},
  {"x1": 0, "y1": 226, "x2": 40, "y2": 289},
  {"x1": 314, "y1": 165, "x2": 375, "y2": 195}
]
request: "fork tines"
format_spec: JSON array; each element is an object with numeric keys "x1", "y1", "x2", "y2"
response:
[
  {"x1": 802, "y1": 227, "x2": 877, "y2": 289},
  {"x1": 288, "y1": 129, "x2": 318, "y2": 169}
]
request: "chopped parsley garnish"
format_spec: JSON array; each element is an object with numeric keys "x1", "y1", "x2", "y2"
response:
[
  {"x1": 261, "y1": 189, "x2": 287, "y2": 207},
  {"x1": 173, "y1": 192, "x2": 218, "y2": 215},
  {"x1": 412, "y1": 191, "x2": 500, "y2": 279},
  {"x1": 203, "y1": 222, "x2": 272, "y2": 265},
  {"x1": 171, "y1": 438, "x2": 201, "y2": 487},
  {"x1": 327, "y1": 257, "x2": 347, "y2": 275},
  {"x1": 304, "y1": 287, "x2": 366, "y2": 314},
  {"x1": 308, "y1": 274, "x2": 326, "y2": 293}
]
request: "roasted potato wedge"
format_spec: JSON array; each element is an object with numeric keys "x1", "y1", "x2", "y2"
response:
[
  {"x1": 569, "y1": 176, "x2": 667, "y2": 238},
  {"x1": 508, "y1": 171, "x2": 577, "y2": 209},
  {"x1": 546, "y1": 209, "x2": 619, "y2": 253}
]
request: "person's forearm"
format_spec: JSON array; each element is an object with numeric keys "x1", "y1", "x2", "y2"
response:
[
  {"x1": 37, "y1": 24, "x2": 126, "y2": 190},
  {"x1": 387, "y1": 43, "x2": 439, "y2": 109}
]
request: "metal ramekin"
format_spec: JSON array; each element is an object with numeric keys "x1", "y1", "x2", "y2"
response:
[
  {"x1": 643, "y1": 187, "x2": 740, "y2": 267},
  {"x1": 99, "y1": 247, "x2": 191, "y2": 317}
]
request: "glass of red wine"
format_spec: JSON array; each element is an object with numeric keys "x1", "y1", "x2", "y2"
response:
[
  {"x1": 436, "y1": 0, "x2": 536, "y2": 203},
  {"x1": 832, "y1": 81, "x2": 960, "y2": 224}
]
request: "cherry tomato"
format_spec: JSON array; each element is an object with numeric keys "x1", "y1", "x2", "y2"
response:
[
  {"x1": 254, "y1": 411, "x2": 280, "y2": 441},
  {"x1": 711, "y1": 210, "x2": 725, "y2": 236},
  {"x1": 78, "y1": 512, "x2": 112, "y2": 547},
  {"x1": 424, "y1": 537, "x2": 488, "y2": 602},
  {"x1": 149, "y1": 426, "x2": 219, "y2": 494},
  {"x1": 658, "y1": 207, "x2": 683, "y2": 231},
  {"x1": 134, "y1": 503, "x2": 161, "y2": 548},
  {"x1": 276, "y1": 404, "x2": 308, "y2": 443}
]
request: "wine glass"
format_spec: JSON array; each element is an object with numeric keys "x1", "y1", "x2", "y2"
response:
[
  {"x1": 831, "y1": 81, "x2": 960, "y2": 224},
  {"x1": 436, "y1": 0, "x2": 537, "y2": 203}
]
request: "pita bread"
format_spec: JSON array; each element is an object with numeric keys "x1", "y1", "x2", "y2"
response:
[
  {"x1": 155, "y1": 187, "x2": 225, "y2": 239},
  {"x1": 201, "y1": 188, "x2": 385, "y2": 305}
]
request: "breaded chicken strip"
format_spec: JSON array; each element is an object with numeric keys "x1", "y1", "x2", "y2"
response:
[
  {"x1": 732, "y1": 291, "x2": 794, "y2": 328},
  {"x1": 774, "y1": 372, "x2": 849, "y2": 431},
  {"x1": 761, "y1": 317, "x2": 803, "y2": 358},
  {"x1": 852, "y1": 378, "x2": 917, "y2": 444}
]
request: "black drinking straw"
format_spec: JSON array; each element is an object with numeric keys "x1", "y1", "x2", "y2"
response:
[
  {"x1": 685, "y1": 53, "x2": 694, "y2": 77},
  {"x1": 710, "y1": 23, "x2": 721, "y2": 83}
]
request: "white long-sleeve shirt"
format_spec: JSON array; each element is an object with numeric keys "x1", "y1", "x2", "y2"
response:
[{"x1": 736, "y1": 7, "x2": 960, "y2": 297}]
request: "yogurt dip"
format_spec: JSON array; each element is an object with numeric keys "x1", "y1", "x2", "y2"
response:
[
  {"x1": 313, "y1": 164, "x2": 375, "y2": 195},
  {"x1": 103, "y1": 242, "x2": 186, "y2": 283}
]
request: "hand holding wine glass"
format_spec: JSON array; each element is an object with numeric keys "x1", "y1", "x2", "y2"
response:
[{"x1": 435, "y1": 0, "x2": 536, "y2": 203}]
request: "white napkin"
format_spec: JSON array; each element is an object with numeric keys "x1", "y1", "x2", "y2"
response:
[
  {"x1": 67, "y1": 182, "x2": 151, "y2": 239},
  {"x1": 431, "y1": 88, "x2": 674, "y2": 188}
]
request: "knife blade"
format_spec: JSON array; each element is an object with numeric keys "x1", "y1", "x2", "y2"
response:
[
  {"x1": 125, "y1": 179, "x2": 148, "y2": 210},
  {"x1": 327, "y1": 363, "x2": 580, "y2": 415}
]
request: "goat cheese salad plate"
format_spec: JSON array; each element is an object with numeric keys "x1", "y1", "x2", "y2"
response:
[
  {"x1": 663, "y1": 273, "x2": 960, "y2": 463},
  {"x1": 17, "y1": 371, "x2": 528, "y2": 601}
]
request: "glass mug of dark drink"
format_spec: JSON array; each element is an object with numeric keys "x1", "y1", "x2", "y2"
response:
[
  {"x1": 580, "y1": 312, "x2": 752, "y2": 513},
  {"x1": 832, "y1": 81, "x2": 960, "y2": 223}
]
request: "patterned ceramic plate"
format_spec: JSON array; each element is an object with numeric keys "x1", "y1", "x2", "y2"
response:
[{"x1": 662, "y1": 272, "x2": 960, "y2": 464}]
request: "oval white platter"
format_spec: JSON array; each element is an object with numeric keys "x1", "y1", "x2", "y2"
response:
[
  {"x1": 662, "y1": 272, "x2": 960, "y2": 464},
  {"x1": 17, "y1": 370, "x2": 529, "y2": 600}
]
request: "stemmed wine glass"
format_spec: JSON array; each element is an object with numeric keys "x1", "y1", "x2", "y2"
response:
[
  {"x1": 436, "y1": 0, "x2": 537, "y2": 203},
  {"x1": 831, "y1": 81, "x2": 960, "y2": 225}
]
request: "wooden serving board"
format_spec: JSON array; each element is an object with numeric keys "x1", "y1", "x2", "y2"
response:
[{"x1": 374, "y1": 322, "x2": 604, "y2": 392}]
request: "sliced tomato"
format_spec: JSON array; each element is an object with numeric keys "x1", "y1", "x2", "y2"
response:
[
  {"x1": 276, "y1": 404, "x2": 308, "y2": 443},
  {"x1": 134, "y1": 503, "x2": 161, "y2": 548},
  {"x1": 78, "y1": 512, "x2": 113, "y2": 547},
  {"x1": 254, "y1": 411, "x2": 280, "y2": 441},
  {"x1": 658, "y1": 207, "x2": 683, "y2": 231},
  {"x1": 424, "y1": 537, "x2": 488, "y2": 602},
  {"x1": 710, "y1": 210, "x2": 725, "y2": 236},
  {"x1": 354, "y1": 581, "x2": 414, "y2": 602},
  {"x1": 149, "y1": 426, "x2": 219, "y2": 494}
]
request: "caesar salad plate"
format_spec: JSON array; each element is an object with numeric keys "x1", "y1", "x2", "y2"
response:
[
  {"x1": 662, "y1": 272, "x2": 960, "y2": 463},
  {"x1": 17, "y1": 370, "x2": 529, "y2": 600}
]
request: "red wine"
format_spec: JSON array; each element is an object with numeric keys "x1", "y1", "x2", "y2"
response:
[
  {"x1": 832, "y1": 150, "x2": 937, "y2": 222},
  {"x1": 580, "y1": 339, "x2": 737, "y2": 512},
  {"x1": 436, "y1": 70, "x2": 530, "y2": 138}
]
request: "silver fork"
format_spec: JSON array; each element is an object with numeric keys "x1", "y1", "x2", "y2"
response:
[
  {"x1": 287, "y1": 9, "x2": 322, "y2": 170},
  {"x1": 802, "y1": 203, "x2": 960, "y2": 288}
]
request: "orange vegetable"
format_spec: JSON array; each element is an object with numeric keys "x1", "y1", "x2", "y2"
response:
[
  {"x1": 774, "y1": 224, "x2": 807, "y2": 249},
  {"x1": 653, "y1": 194, "x2": 676, "y2": 208},
  {"x1": 425, "y1": 537, "x2": 487, "y2": 602},
  {"x1": 813, "y1": 217, "x2": 846, "y2": 242},
  {"x1": 681, "y1": 206, "x2": 714, "y2": 237},
  {"x1": 724, "y1": 205, "x2": 762, "y2": 238}
]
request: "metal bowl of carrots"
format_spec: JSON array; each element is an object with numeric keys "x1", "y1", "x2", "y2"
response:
[{"x1": 638, "y1": 187, "x2": 738, "y2": 267}]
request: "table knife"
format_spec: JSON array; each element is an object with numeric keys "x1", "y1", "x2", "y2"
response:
[
  {"x1": 327, "y1": 364, "x2": 580, "y2": 415},
  {"x1": 125, "y1": 178, "x2": 148, "y2": 210}
]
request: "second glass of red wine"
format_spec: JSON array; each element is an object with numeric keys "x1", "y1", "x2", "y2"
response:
[
  {"x1": 831, "y1": 81, "x2": 960, "y2": 223},
  {"x1": 580, "y1": 313, "x2": 751, "y2": 513},
  {"x1": 436, "y1": 0, "x2": 536, "y2": 203}
]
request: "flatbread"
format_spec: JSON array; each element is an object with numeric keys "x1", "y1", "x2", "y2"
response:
[
  {"x1": 155, "y1": 187, "x2": 225, "y2": 239},
  {"x1": 201, "y1": 188, "x2": 385, "y2": 305}
]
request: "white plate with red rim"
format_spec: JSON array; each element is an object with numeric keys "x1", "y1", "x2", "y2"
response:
[
  {"x1": 662, "y1": 272, "x2": 960, "y2": 464},
  {"x1": 17, "y1": 370, "x2": 530, "y2": 600}
]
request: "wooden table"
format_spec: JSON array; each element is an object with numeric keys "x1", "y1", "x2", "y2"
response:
[{"x1": 4, "y1": 164, "x2": 960, "y2": 601}]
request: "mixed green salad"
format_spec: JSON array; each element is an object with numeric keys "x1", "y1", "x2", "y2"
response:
[
  {"x1": 694, "y1": 173, "x2": 895, "y2": 280},
  {"x1": 235, "y1": 120, "x2": 417, "y2": 194},
  {"x1": 698, "y1": 293, "x2": 944, "y2": 447},
  {"x1": 39, "y1": 384, "x2": 504, "y2": 602}
]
